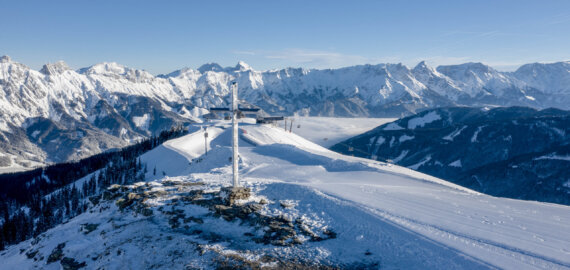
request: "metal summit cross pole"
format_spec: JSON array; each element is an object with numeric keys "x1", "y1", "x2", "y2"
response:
[
  {"x1": 231, "y1": 81, "x2": 239, "y2": 187},
  {"x1": 220, "y1": 82, "x2": 251, "y2": 205}
]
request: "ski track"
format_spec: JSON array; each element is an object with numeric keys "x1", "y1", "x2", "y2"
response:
[
  {"x1": 233, "y1": 122, "x2": 570, "y2": 269},
  {"x1": 361, "y1": 204, "x2": 569, "y2": 269}
]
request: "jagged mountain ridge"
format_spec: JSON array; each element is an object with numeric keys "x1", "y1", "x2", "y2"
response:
[
  {"x1": 331, "y1": 106, "x2": 570, "y2": 205},
  {"x1": 0, "y1": 56, "x2": 204, "y2": 169},
  {"x1": 2, "y1": 55, "x2": 570, "y2": 169}
]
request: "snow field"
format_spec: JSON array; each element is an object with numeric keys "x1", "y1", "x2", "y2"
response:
[
  {"x1": 168, "y1": 123, "x2": 570, "y2": 269},
  {"x1": 288, "y1": 117, "x2": 396, "y2": 147},
  {"x1": 2, "y1": 121, "x2": 569, "y2": 269}
]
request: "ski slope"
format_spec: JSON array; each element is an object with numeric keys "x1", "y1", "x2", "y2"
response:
[
  {"x1": 150, "y1": 122, "x2": 570, "y2": 269},
  {"x1": 3, "y1": 121, "x2": 569, "y2": 269},
  {"x1": 287, "y1": 117, "x2": 397, "y2": 147}
]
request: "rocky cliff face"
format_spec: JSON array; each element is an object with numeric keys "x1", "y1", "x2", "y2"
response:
[{"x1": 0, "y1": 57, "x2": 199, "y2": 168}]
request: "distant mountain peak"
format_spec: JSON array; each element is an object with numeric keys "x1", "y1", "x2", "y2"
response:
[
  {"x1": 2, "y1": 56, "x2": 570, "y2": 172},
  {"x1": 436, "y1": 62, "x2": 503, "y2": 82},
  {"x1": 81, "y1": 62, "x2": 126, "y2": 75},
  {"x1": 413, "y1": 61, "x2": 435, "y2": 73},
  {"x1": 416, "y1": 60, "x2": 428, "y2": 67},
  {"x1": 77, "y1": 62, "x2": 155, "y2": 83},
  {"x1": 40, "y1": 61, "x2": 71, "y2": 75},
  {"x1": 516, "y1": 61, "x2": 570, "y2": 71},
  {"x1": 461, "y1": 62, "x2": 495, "y2": 72},
  {"x1": 0, "y1": 55, "x2": 11, "y2": 63},
  {"x1": 438, "y1": 62, "x2": 488, "y2": 71},
  {"x1": 197, "y1": 63, "x2": 224, "y2": 73},
  {"x1": 235, "y1": 61, "x2": 253, "y2": 71},
  {"x1": 159, "y1": 67, "x2": 202, "y2": 79}
]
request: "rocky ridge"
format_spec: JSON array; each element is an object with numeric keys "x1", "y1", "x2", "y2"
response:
[{"x1": 2, "y1": 56, "x2": 570, "y2": 169}]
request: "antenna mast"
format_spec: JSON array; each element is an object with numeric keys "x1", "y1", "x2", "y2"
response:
[{"x1": 231, "y1": 82, "x2": 239, "y2": 187}]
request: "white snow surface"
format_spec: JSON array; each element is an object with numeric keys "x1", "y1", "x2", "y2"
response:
[
  {"x1": 3, "y1": 56, "x2": 570, "y2": 170},
  {"x1": 471, "y1": 126, "x2": 485, "y2": 143},
  {"x1": 408, "y1": 155, "x2": 432, "y2": 170},
  {"x1": 1, "y1": 56, "x2": 570, "y2": 135},
  {"x1": 534, "y1": 153, "x2": 570, "y2": 161},
  {"x1": 449, "y1": 159, "x2": 463, "y2": 167},
  {"x1": 2, "y1": 122, "x2": 569, "y2": 269},
  {"x1": 443, "y1": 125, "x2": 467, "y2": 141},
  {"x1": 166, "y1": 124, "x2": 570, "y2": 269},
  {"x1": 132, "y1": 113, "x2": 150, "y2": 130},
  {"x1": 391, "y1": 150, "x2": 409, "y2": 163},
  {"x1": 383, "y1": 122, "x2": 404, "y2": 131},
  {"x1": 163, "y1": 124, "x2": 570, "y2": 269},
  {"x1": 398, "y1": 135, "x2": 414, "y2": 143},
  {"x1": 407, "y1": 111, "x2": 441, "y2": 129},
  {"x1": 287, "y1": 117, "x2": 396, "y2": 147}
]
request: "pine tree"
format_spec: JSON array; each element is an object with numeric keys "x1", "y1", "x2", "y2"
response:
[
  {"x1": 0, "y1": 228, "x2": 5, "y2": 250},
  {"x1": 82, "y1": 181, "x2": 89, "y2": 198},
  {"x1": 0, "y1": 126, "x2": 189, "y2": 247}
]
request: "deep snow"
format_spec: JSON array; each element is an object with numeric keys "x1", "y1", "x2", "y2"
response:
[{"x1": 2, "y1": 119, "x2": 569, "y2": 269}]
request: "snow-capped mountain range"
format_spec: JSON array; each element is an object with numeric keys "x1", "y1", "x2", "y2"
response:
[{"x1": 1, "y1": 55, "x2": 570, "y2": 169}]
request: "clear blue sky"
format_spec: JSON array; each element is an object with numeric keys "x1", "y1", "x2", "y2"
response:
[{"x1": 1, "y1": 0, "x2": 569, "y2": 74}]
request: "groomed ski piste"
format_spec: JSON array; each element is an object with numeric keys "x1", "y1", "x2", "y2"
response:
[{"x1": 2, "y1": 119, "x2": 569, "y2": 269}]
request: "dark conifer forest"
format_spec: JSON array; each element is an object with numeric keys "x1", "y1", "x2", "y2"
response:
[{"x1": 0, "y1": 126, "x2": 188, "y2": 249}]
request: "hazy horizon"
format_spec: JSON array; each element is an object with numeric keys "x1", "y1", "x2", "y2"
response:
[{"x1": 3, "y1": 54, "x2": 570, "y2": 75}]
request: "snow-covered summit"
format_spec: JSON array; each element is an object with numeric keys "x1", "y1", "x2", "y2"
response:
[
  {"x1": 158, "y1": 67, "x2": 200, "y2": 79},
  {"x1": 412, "y1": 61, "x2": 464, "y2": 100},
  {"x1": 412, "y1": 60, "x2": 431, "y2": 72},
  {"x1": 78, "y1": 62, "x2": 126, "y2": 75},
  {"x1": 40, "y1": 61, "x2": 71, "y2": 75},
  {"x1": 234, "y1": 60, "x2": 253, "y2": 71},
  {"x1": 220, "y1": 61, "x2": 254, "y2": 72},
  {"x1": 0, "y1": 55, "x2": 12, "y2": 63},
  {"x1": 1, "y1": 122, "x2": 568, "y2": 269},
  {"x1": 197, "y1": 62, "x2": 224, "y2": 73},
  {"x1": 514, "y1": 61, "x2": 570, "y2": 94},
  {"x1": 78, "y1": 62, "x2": 156, "y2": 83},
  {"x1": 439, "y1": 62, "x2": 494, "y2": 73},
  {"x1": 437, "y1": 62, "x2": 515, "y2": 97}
]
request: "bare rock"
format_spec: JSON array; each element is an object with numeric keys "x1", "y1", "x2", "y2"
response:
[
  {"x1": 221, "y1": 187, "x2": 251, "y2": 206},
  {"x1": 80, "y1": 223, "x2": 99, "y2": 234},
  {"x1": 47, "y1": 243, "x2": 65, "y2": 263},
  {"x1": 60, "y1": 257, "x2": 86, "y2": 270}
]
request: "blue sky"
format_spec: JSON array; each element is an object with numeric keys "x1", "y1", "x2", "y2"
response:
[{"x1": 1, "y1": 0, "x2": 569, "y2": 74}]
